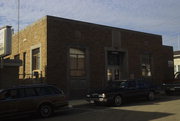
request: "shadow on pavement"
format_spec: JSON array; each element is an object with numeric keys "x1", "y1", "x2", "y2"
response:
[
  {"x1": 6, "y1": 108, "x2": 172, "y2": 121},
  {"x1": 1, "y1": 105, "x2": 173, "y2": 121},
  {"x1": 2, "y1": 96, "x2": 179, "y2": 121},
  {"x1": 120, "y1": 95, "x2": 180, "y2": 107}
]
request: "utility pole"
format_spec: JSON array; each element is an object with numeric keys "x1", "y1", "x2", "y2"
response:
[{"x1": 17, "y1": 0, "x2": 20, "y2": 53}]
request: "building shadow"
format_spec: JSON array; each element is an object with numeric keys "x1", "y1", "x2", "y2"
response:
[{"x1": 2, "y1": 105, "x2": 173, "y2": 121}]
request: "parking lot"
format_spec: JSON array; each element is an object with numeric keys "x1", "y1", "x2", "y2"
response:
[{"x1": 3, "y1": 95, "x2": 180, "y2": 121}]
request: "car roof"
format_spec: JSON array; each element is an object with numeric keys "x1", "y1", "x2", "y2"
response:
[{"x1": 3, "y1": 84, "x2": 55, "y2": 90}]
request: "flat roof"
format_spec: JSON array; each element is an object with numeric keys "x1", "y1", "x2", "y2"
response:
[
  {"x1": 174, "y1": 51, "x2": 180, "y2": 55},
  {"x1": 12, "y1": 15, "x2": 162, "y2": 38},
  {"x1": 47, "y1": 15, "x2": 162, "y2": 37}
]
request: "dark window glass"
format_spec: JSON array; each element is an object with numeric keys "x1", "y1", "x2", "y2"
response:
[
  {"x1": 107, "y1": 51, "x2": 121, "y2": 65},
  {"x1": 137, "y1": 82, "x2": 145, "y2": 88},
  {"x1": 48, "y1": 86, "x2": 62, "y2": 95},
  {"x1": 69, "y1": 48, "x2": 86, "y2": 77},
  {"x1": 5, "y1": 89, "x2": 18, "y2": 99},
  {"x1": 141, "y1": 54, "x2": 152, "y2": 77},
  {"x1": 18, "y1": 88, "x2": 25, "y2": 98},
  {"x1": 32, "y1": 48, "x2": 40, "y2": 71},
  {"x1": 25, "y1": 88, "x2": 37, "y2": 97},
  {"x1": 36, "y1": 87, "x2": 53, "y2": 96},
  {"x1": 23, "y1": 52, "x2": 26, "y2": 78},
  {"x1": 127, "y1": 81, "x2": 136, "y2": 88}
]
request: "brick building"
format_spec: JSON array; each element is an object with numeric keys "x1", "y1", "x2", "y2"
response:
[{"x1": 6, "y1": 15, "x2": 174, "y2": 98}]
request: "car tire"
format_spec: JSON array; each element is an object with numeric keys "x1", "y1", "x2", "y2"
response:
[
  {"x1": 114, "y1": 95, "x2": 122, "y2": 106},
  {"x1": 39, "y1": 104, "x2": 53, "y2": 118},
  {"x1": 148, "y1": 91, "x2": 155, "y2": 101}
]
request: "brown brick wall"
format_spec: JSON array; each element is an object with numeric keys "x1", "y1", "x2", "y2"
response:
[
  {"x1": 120, "y1": 30, "x2": 173, "y2": 82},
  {"x1": 10, "y1": 17, "x2": 47, "y2": 80},
  {"x1": 46, "y1": 16, "x2": 112, "y2": 93},
  {"x1": 4, "y1": 16, "x2": 174, "y2": 97},
  {"x1": 46, "y1": 16, "x2": 174, "y2": 94}
]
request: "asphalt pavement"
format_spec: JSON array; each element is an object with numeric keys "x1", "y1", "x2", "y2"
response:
[{"x1": 3, "y1": 95, "x2": 180, "y2": 121}]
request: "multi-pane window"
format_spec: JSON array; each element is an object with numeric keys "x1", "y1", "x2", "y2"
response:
[
  {"x1": 32, "y1": 48, "x2": 40, "y2": 71},
  {"x1": 141, "y1": 54, "x2": 152, "y2": 77},
  {"x1": 107, "y1": 51, "x2": 121, "y2": 66},
  {"x1": 69, "y1": 48, "x2": 86, "y2": 77}
]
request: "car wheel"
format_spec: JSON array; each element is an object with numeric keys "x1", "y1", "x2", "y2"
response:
[
  {"x1": 148, "y1": 91, "x2": 155, "y2": 101},
  {"x1": 114, "y1": 95, "x2": 122, "y2": 106},
  {"x1": 39, "y1": 104, "x2": 53, "y2": 118}
]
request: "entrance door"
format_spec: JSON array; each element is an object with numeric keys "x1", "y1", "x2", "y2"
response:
[
  {"x1": 107, "y1": 67, "x2": 121, "y2": 81},
  {"x1": 107, "y1": 50, "x2": 125, "y2": 81}
]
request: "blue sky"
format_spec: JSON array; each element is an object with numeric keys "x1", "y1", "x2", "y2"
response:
[{"x1": 1, "y1": 0, "x2": 180, "y2": 50}]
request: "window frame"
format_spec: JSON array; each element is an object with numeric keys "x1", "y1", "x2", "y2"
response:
[
  {"x1": 141, "y1": 54, "x2": 152, "y2": 77},
  {"x1": 23, "y1": 52, "x2": 26, "y2": 78},
  {"x1": 69, "y1": 47, "x2": 86, "y2": 77},
  {"x1": 30, "y1": 44, "x2": 41, "y2": 73}
]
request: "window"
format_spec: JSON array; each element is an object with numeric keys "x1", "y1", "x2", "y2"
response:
[
  {"x1": 141, "y1": 54, "x2": 152, "y2": 77},
  {"x1": 107, "y1": 51, "x2": 121, "y2": 65},
  {"x1": 48, "y1": 86, "x2": 63, "y2": 95},
  {"x1": 69, "y1": 48, "x2": 86, "y2": 77},
  {"x1": 36, "y1": 87, "x2": 52, "y2": 96},
  {"x1": 127, "y1": 81, "x2": 136, "y2": 88},
  {"x1": 32, "y1": 48, "x2": 40, "y2": 71},
  {"x1": 18, "y1": 88, "x2": 25, "y2": 98},
  {"x1": 5, "y1": 89, "x2": 18, "y2": 99},
  {"x1": 23, "y1": 52, "x2": 26, "y2": 77},
  {"x1": 25, "y1": 88, "x2": 37, "y2": 97}
]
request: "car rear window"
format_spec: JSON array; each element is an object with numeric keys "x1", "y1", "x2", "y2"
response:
[
  {"x1": 47, "y1": 86, "x2": 63, "y2": 95},
  {"x1": 36, "y1": 87, "x2": 53, "y2": 96}
]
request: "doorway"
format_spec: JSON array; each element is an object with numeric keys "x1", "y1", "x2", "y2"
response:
[
  {"x1": 106, "y1": 50, "x2": 126, "y2": 81},
  {"x1": 107, "y1": 67, "x2": 121, "y2": 81}
]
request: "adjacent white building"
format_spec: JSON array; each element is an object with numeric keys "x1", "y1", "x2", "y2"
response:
[{"x1": 174, "y1": 51, "x2": 180, "y2": 74}]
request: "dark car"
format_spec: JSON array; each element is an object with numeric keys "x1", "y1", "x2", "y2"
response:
[
  {"x1": 163, "y1": 81, "x2": 180, "y2": 95},
  {"x1": 86, "y1": 79, "x2": 160, "y2": 106},
  {"x1": 0, "y1": 84, "x2": 69, "y2": 118}
]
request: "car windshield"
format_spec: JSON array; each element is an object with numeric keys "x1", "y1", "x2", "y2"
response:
[{"x1": 106, "y1": 81, "x2": 127, "y2": 89}]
